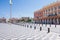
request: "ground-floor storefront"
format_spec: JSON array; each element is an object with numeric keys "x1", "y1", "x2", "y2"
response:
[{"x1": 35, "y1": 16, "x2": 60, "y2": 24}]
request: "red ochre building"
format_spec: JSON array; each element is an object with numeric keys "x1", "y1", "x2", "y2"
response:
[{"x1": 34, "y1": 1, "x2": 60, "y2": 24}]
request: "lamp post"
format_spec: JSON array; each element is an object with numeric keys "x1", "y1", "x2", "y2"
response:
[{"x1": 10, "y1": 0, "x2": 12, "y2": 19}]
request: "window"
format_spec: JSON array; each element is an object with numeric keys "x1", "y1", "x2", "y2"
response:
[
  {"x1": 47, "y1": 13, "x2": 49, "y2": 16},
  {"x1": 55, "y1": 12, "x2": 57, "y2": 15},
  {"x1": 44, "y1": 10, "x2": 46, "y2": 13},
  {"x1": 58, "y1": 12, "x2": 60, "y2": 14},
  {"x1": 54, "y1": 7, "x2": 57, "y2": 10},
  {"x1": 58, "y1": 6, "x2": 60, "y2": 9},
  {"x1": 48, "y1": 13, "x2": 57, "y2": 16},
  {"x1": 45, "y1": 10, "x2": 47, "y2": 13},
  {"x1": 39, "y1": 16, "x2": 42, "y2": 19},
  {"x1": 44, "y1": 13, "x2": 46, "y2": 16},
  {"x1": 37, "y1": 17, "x2": 39, "y2": 18},
  {"x1": 46, "y1": 10, "x2": 47, "y2": 13},
  {"x1": 51, "y1": 8, "x2": 53, "y2": 11},
  {"x1": 48, "y1": 9, "x2": 50, "y2": 12}
]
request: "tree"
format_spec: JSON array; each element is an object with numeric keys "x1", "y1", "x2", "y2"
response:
[{"x1": 26, "y1": 19, "x2": 32, "y2": 22}]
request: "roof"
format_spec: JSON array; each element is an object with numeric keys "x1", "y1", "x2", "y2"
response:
[{"x1": 34, "y1": 1, "x2": 60, "y2": 12}]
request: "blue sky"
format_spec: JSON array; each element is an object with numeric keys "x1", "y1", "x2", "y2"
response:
[{"x1": 0, "y1": 0, "x2": 56, "y2": 18}]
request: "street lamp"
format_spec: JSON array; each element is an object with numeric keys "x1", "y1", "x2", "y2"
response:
[{"x1": 10, "y1": 0, "x2": 12, "y2": 19}]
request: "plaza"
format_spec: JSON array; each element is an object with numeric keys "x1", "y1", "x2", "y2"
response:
[
  {"x1": 0, "y1": 23, "x2": 60, "y2": 40},
  {"x1": 0, "y1": 0, "x2": 60, "y2": 40}
]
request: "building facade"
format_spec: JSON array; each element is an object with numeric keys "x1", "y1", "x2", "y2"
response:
[
  {"x1": 9, "y1": 18, "x2": 19, "y2": 23},
  {"x1": 34, "y1": 2, "x2": 60, "y2": 24},
  {"x1": 21, "y1": 17, "x2": 30, "y2": 22},
  {"x1": 9, "y1": 17, "x2": 30, "y2": 23},
  {"x1": 0, "y1": 17, "x2": 6, "y2": 23}
]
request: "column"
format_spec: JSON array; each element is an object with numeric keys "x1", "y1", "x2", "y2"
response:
[
  {"x1": 41, "y1": 20, "x2": 42, "y2": 24},
  {"x1": 57, "y1": 6, "x2": 58, "y2": 14},
  {"x1": 40, "y1": 20, "x2": 41, "y2": 24},
  {"x1": 47, "y1": 19, "x2": 48, "y2": 24},
  {"x1": 50, "y1": 19, "x2": 51, "y2": 27},
  {"x1": 44, "y1": 19, "x2": 45, "y2": 24},
  {"x1": 42, "y1": 20, "x2": 43, "y2": 26},
  {"x1": 47, "y1": 19, "x2": 49, "y2": 24},
  {"x1": 53, "y1": 19, "x2": 55, "y2": 24},
  {"x1": 48, "y1": 19, "x2": 50, "y2": 23},
  {"x1": 50, "y1": 8, "x2": 51, "y2": 12},
  {"x1": 57, "y1": 18, "x2": 59, "y2": 24},
  {"x1": 45, "y1": 19, "x2": 46, "y2": 24},
  {"x1": 43, "y1": 20, "x2": 44, "y2": 24},
  {"x1": 50, "y1": 19, "x2": 52, "y2": 24},
  {"x1": 48, "y1": 19, "x2": 50, "y2": 24},
  {"x1": 53, "y1": 7, "x2": 56, "y2": 15},
  {"x1": 45, "y1": 19, "x2": 47, "y2": 26},
  {"x1": 42, "y1": 20, "x2": 43, "y2": 24},
  {"x1": 46, "y1": 19, "x2": 47, "y2": 24}
]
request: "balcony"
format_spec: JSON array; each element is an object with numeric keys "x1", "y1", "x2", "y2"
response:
[{"x1": 48, "y1": 14, "x2": 57, "y2": 17}]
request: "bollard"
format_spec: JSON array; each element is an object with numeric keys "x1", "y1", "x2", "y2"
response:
[
  {"x1": 55, "y1": 24, "x2": 56, "y2": 28},
  {"x1": 40, "y1": 27, "x2": 42, "y2": 31},
  {"x1": 34, "y1": 26, "x2": 36, "y2": 30},
  {"x1": 59, "y1": 35, "x2": 60, "y2": 37},
  {"x1": 55, "y1": 25, "x2": 56, "y2": 27},
  {"x1": 47, "y1": 28, "x2": 50, "y2": 33},
  {"x1": 30, "y1": 25, "x2": 32, "y2": 28},
  {"x1": 27, "y1": 25, "x2": 29, "y2": 28}
]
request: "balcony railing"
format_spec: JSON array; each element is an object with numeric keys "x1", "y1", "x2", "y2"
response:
[{"x1": 48, "y1": 14, "x2": 57, "y2": 17}]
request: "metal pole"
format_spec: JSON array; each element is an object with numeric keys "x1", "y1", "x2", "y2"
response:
[
  {"x1": 10, "y1": 4, "x2": 12, "y2": 19},
  {"x1": 9, "y1": 0, "x2": 12, "y2": 23}
]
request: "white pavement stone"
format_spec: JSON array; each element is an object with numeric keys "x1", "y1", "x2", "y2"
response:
[{"x1": 0, "y1": 23, "x2": 60, "y2": 40}]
